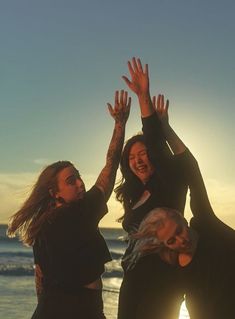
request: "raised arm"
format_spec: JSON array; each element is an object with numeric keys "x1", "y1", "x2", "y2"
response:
[
  {"x1": 153, "y1": 94, "x2": 186, "y2": 155},
  {"x1": 123, "y1": 57, "x2": 172, "y2": 158},
  {"x1": 95, "y1": 90, "x2": 131, "y2": 201},
  {"x1": 122, "y1": 57, "x2": 154, "y2": 118}
]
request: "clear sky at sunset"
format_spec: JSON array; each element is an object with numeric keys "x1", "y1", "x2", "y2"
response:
[{"x1": 0, "y1": 0, "x2": 234, "y2": 228}]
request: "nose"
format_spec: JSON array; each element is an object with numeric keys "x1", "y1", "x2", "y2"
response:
[
  {"x1": 76, "y1": 178, "x2": 84, "y2": 188},
  {"x1": 136, "y1": 155, "x2": 143, "y2": 164}
]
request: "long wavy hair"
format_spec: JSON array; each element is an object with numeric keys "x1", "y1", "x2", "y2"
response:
[
  {"x1": 7, "y1": 161, "x2": 73, "y2": 246},
  {"x1": 124, "y1": 207, "x2": 183, "y2": 268},
  {"x1": 115, "y1": 134, "x2": 152, "y2": 221}
]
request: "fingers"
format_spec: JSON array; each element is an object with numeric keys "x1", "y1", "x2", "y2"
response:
[
  {"x1": 157, "y1": 94, "x2": 161, "y2": 111},
  {"x1": 115, "y1": 90, "x2": 119, "y2": 106},
  {"x1": 152, "y1": 95, "x2": 156, "y2": 107},
  {"x1": 107, "y1": 103, "x2": 114, "y2": 117},
  {"x1": 126, "y1": 96, "x2": 131, "y2": 114},
  {"x1": 108, "y1": 90, "x2": 131, "y2": 123},
  {"x1": 156, "y1": 94, "x2": 169, "y2": 113},
  {"x1": 144, "y1": 63, "x2": 148, "y2": 76},
  {"x1": 132, "y1": 57, "x2": 139, "y2": 73},
  {"x1": 137, "y1": 58, "x2": 143, "y2": 73},
  {"x1": 123, "y1": 90, "x2": 128, "y2": 106},
  {"x1": 127, "y1": 57, "x2": 146, "y2": 75},
  {"x1": 111, "y1": 90, "x2": 130, "y2": 109},
  {"x1": 165, "y1": 99, "x2": 169, "y2": 112},
  {"x1": 122, "y1": 76, "x2": 132, "y2": 89},
  {"x1": 127, "y1": 61, "x2": 135, "y2": 77}
]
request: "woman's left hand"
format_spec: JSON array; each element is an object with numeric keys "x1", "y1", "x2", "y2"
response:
[
  {"x1": 107, "y1": 90, "x2": 131, "y2": 125},
  {"x1": 152, "y1": 94, "x2": 169, "y2": 126}
]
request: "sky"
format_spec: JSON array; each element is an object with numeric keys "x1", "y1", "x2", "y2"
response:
[{"x1": 0, "y1": 0, "x2": 235, "y2": 228}]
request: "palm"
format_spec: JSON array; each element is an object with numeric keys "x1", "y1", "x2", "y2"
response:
[
  {"x1": 122, "y1": 57, "x2": 149, "y2": 96},
  {"x1": 107, "y1": 90, "x2": 131, "y2": 125},
  {"x1": 153, "y1": 94, "x2": 169, "y2": 125}
]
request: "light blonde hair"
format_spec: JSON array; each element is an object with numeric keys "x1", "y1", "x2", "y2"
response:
[{"x1": 125, "y1": 207, "x2": 184, "y2": 268}]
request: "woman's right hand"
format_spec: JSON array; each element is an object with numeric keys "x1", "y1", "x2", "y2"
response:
[
  {"x1": 122, "y1": 57, "x2": 149, "y2": 98},
  {"x1": 107, "y1": 90, "x2": 131, "y2": 126}
]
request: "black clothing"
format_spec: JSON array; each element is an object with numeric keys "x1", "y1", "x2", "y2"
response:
[
  {"x1": 32, "y1": 288, "x2": 105, "y2": 319},
  {"x1": 178, "y1": 150, "x2": 235, "y2": 319},
  {"x1": 118, "y1": 114, "x2": 188, "y2": 319},
  {"x1": 32, "y1": 186, "x2": 111, "y2": 318}
]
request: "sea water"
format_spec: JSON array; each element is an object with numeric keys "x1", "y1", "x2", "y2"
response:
[{"x1": 0, "y1": 225, "x2": 189, "y2": 318}]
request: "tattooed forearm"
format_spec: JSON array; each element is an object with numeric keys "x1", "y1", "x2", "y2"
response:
[{"x1": 96, "y1": 122, "x2": 125, "y2": 200}]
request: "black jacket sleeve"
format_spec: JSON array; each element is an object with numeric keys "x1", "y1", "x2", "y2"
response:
[{"x1": 141, "y1": 113, "x2": 172, "y2": 163}]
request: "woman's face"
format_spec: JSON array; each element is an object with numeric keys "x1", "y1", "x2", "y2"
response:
[
  {"x1": 128, "y1": 142, "x2": 155, "y2": 184},
  {"x1": 54, "y1": 165, "x2": 86, "y2": 204},
  {"x1": 156, "y1": 216, "x2": 192, "y2": 253}
]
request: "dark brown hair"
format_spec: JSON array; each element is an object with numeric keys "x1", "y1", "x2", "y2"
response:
[{"x1": 115, "y1": 134, "x2": 149, "y2": 220}]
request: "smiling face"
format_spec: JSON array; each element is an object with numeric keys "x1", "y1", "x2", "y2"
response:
[
  {"x1": 128, "y1": 142, "x2": 155, "y2": 184},
  {"x1": 156, "y1": 216, "x2": 192, "y2": 253},
  {"x1": 54, "y1": 165, "x2": 86, "y2": 204}
]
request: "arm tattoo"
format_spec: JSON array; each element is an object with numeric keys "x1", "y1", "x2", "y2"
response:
[{"x1": 96, "y1": 123, "x2": 125, "y2": 200}]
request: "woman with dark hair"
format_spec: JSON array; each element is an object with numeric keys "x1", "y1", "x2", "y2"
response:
[
  {"x1": 116, "y1": 58, "x2": 190, "y2": 319},
  {"x1": 8, "y1": 90, "x2": 131, "y2": 319}
]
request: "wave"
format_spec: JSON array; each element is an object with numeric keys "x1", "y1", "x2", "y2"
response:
[
  {"x1": 0, "y1": 264, "x2": 34, "y2": 276},
  {"x1": 0, "y1": 225, "x2": 125, "y2": 278},
  {"x1": 0, "y1": 250, "x2": 122, "y2": 261},
  {"x1": 0, "y1": 236, "x2": 127, "y2": 247},
  {"x1": 0, "y1": 236, "x2": 19, "y2": 242},
  {"x1": 109, "y1": 251, "x2": 123, "y2": 259},
  {"x1": 0, "y1": 264, "x2": 123, "y2": 278},
  {"x1": 0, "y1": 251, "x2": 33, "y2": 258}
]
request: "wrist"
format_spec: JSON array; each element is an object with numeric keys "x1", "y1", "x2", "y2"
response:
[
  {"x1": 161, "y1": 122, "x2": 172, "y2": 135},
  {"x1": 138, "y1": 92, "x2": 155, "y2": 117},
  {"x1": 115, "y1": 121, "x2": 126, "y2": 130},
  {"x1": 137, "y1": 91, "x2": 151, "y2": 103}
]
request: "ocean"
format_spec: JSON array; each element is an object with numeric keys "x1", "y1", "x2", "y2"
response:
[{"x1": 0, "y1": 224, "x2": 189, "y2": 318}]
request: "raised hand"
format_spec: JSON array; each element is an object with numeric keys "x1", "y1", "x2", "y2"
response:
[
  {"x1": 152, "y1": 94, "x2": 186, "y2": 154},
  {"x1": 107, "y1": 90, "x2": 131, "y2": 125},
  {"x1": 122, "y1": 57, "x2": 149, "y2": 97},
  {"x1": 152, "y1": 94, "x2": 169, "y2": 126},
  {"x1": 95, "y1": 90, "x2": 131, "y2": 200}
]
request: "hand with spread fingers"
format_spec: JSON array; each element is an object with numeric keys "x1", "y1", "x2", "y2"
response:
[
  {"x1": 123, "y1": 57, "x2": 155, "y2": 117},
  {"x1": 107, "y1": 90, "x2": 131, "y2": 126},
  {"x1": 95, "y1": 90, "x2": 131, "y2": 201},
  {"x1": 122, "y1": 57, "x2": 149, "y2": 97},
  {"x1": 152, "y1": 94, "x2": 169, "y2": 126}
]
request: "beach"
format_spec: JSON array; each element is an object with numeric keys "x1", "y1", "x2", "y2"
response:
[{"x1": 0, "y1": 225, "x2": 189, "y2": 318}]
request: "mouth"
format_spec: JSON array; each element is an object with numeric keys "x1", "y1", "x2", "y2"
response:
[{"x1": 136, "y1": 165, "x2": 148, "y2": 173}]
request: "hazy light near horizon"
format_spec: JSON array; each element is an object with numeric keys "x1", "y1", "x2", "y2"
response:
[{"x1": 1, "y1": 171, "x2": 235, "y2": 229}]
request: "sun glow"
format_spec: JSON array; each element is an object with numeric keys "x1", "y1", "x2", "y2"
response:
[{"x1": 179, "y1": 300, "x2": 190, "y2": 319}]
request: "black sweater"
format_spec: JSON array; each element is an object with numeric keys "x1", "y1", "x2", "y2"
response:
[{"x1": 33, "y1": 186, "x2": 111, "y2": 293}]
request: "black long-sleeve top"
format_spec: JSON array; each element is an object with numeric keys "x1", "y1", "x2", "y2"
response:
[
  {"x1": 33, "y1": 186, "x2": 111, "y2": 293},
  {"x1": 177, "y1": 149, "x2": 235, "y2": 319},
  {"x1": 122, "y1": 113, "x2": 189, "y2": 267}
]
